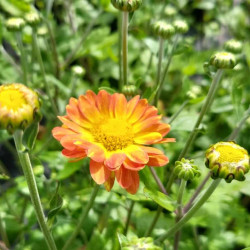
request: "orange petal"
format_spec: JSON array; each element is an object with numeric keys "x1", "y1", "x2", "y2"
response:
[
  {"x1": 90, "y1": 160, "x2": 111, "y2": 184},
  {"x1": 125, "y1": 171, "x2": 140, "y2": 194},
  {"x1": 134, "y1": 132, "x2": 162, "y2": 145},
  {"x1": 127, "y1": 99, "x2": 148, "y2": 124},
  {"x1": 85, "y1": 90, "x2": 97, "y2": 105},
  {"x1": 113, "y1": 93, "x2": 127, "y2": 118},
  {"x1": 62, "y1": 148, "x2": 87, "y2": 160},
  {"x1": 52, "y1": 127, "x2": 76, "y2": 141},
  {"x1": 58, "y1": 116, "x2": 86, "y2": 134},
  {"x1": 137, "y1": 106, "x2": 158, "y2": 122},
  {"x1": 97, "y1": 90, "x2": 110, "y2": 116},
  {"x1": 125, "y1": 145, "x2": 149, "y2": 164},
  {"x1": 60, "y1": 134, "x2": 85, "y2": 150},
  {"x1": 133, "y1": 115, "x2": 162, "y2": 134},
  {"x1": 123, "y1": 158, "x2": 145, "y2": 171},
  {"x1": 139, "y1": 146, "x2": 164, "y2": 156},
  {"x1": 156, "y1": 138, "x2": 176, "y2": 144},
  {"x1": 155, "y1": 123, "x2": 171, "y2": 137},
  {"x1": 115, "y1": 166, "x2": 132, "y2": 188},
  {"x1": 148, "y1": 154, "x2": 169, "y2": 167},
  {"x1": 126, "y1": 95, "x2": 140, "y2": 117},
  {"x1": 87, "y1": 144, "x2": 106, "y2": 162},
  {"x1": 104, "y1": 172, "x2": 115, "y2": 191},
  {"x1": 105, "y1": 153, "x2": 126, "y2": 170}
]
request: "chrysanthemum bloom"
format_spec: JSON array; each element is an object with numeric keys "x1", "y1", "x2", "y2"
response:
[
  {"x1": 205, "y1": 141, "x2": 249, "y2": 182},
  {"x1": 52, "y1": 90, "x2": 175, "y2": 194},
  {"x1": 0, "y1": 83, "x2": 41, "y2": 133}
]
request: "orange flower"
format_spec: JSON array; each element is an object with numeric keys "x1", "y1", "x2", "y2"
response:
[{"x1": 52, "y1": 90, "x2": 175, "y2": 194}]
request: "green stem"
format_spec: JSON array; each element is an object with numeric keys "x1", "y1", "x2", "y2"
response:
[
  {"x1": 16, "y1": 32, "x2": 28, "y2": 85},
  {"x1": 62, "y1": 184, "x2": 100, "y2": 250},
  {"x1": 122, "y1": 11, "x2": 129, "y2": 88},
  {"x1": 0, "y1": 215, "x2": 9, "y2": 248},
  {"x1": 174, "y1": 179, "x2": 187, "y2": 250},
  {"x1": 169, "y1": 100, "x2": 189, "y2": 124},
  {"x1": 13, "y1": 130, "x2": 57, "y2": 250},
  {"x1": 124, "y1": 200, "x2": 135, "y2": 235},
  {"x1": 118, "y1": 12, "x2": 123, "y2": 91},
  {"x1": 153, "y1": 36, "x2": 179, "y2": 106},
  {"x1": 178, "y1": 69, "x2": 224, "y2": 160},
  {"x1": 32, "y1": 29, "x2": 58, "y2": 115},
  {"x1": 149, "y1": 167, "x2": 168, "y2": 195},
  {"x1": 156, "y1": 37, "x2": 164, "y2": 88},
  {"x1": 156, "y1": 179, "x2": 221, "y2": 243},
  {"x1": 165, "y1": 168, "x2": 175, "y2": 193}
]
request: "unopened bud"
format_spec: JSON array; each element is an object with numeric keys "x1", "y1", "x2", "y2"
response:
[
  {"x1": 224, "y1": 39, "x2": 243, "y2": 54},
  {"x1": 209, "y1": 52, "x2": 236, "y2": 69},
  {"x1": 71, "y1": 65, "x2": 85, "y2": 76},
  {"x1": 122, "y1": 85, "x2": 137, "y2": 97},
  {"x1": 111, "y1": 0, "x2": 142, "y2": 12},
  {"x1": 173, "y1": 20, "x2": 189, "y2": 34},
  {"x1": 153, "y1": 21, "x2": 175, "y2": 39},
  {"x1": 164, "y1": 5, "x2": 177, "y2": 17},
  {"x1": 6, "y1": 17, "x2": 25, "y2": 31},
  {"x1": 25, "y1": 12, "x2": 41, "y2": 26}
]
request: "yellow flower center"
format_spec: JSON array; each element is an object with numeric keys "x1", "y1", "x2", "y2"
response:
[
  {"x1": 0, "y1": 88, "x2": 27, "y2": 111},
  {"x1": 216, "y1": 145, "x2": 246, "y2": 163},
  {"x1": 91, "y1": 118, "x2": 134, "y2": 151}
]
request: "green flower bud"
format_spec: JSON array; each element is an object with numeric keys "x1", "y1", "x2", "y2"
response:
[
  {"x1": 71, "y1": 65, "x2": 86, "y2": 76},
  {"x1": 111, "y1": 0, "x2": 142, "y2": 12},
  {"x1": 37, "y1": 26, "x2": 48, "y2": 36},
  {"x1": 209, "y1": 52, "x2": 236, "y2": 69},
  {"x1": 205, "y1": 142, "x2": 249, "y2": 183},
  {"x1": 122, "y1": 85, "x2": 138, "y2": 97},
  {"x1": 164, "y1": 5, "x2": 177, "y2": 17},
  {"x1": 224, "y1": 39, "x2": 243, "y2": 54},
  {"x1": 25, "y1": 12, "x2": 41, "y2": 26},
  {"x1": 173, "y1": 20, "x2": 189, "y2": 34},
  {"x1": 187, "y1": 85, "x2": 202, "y2": 99},
  {"x1": 121, "y1": 236, "x2": 161, "y2": 250},
  {"x1": 174, "y1": 158, "x2": 201, "y2": 181},
  {"x1": 153, "y1": 21, "x2": 175, "y2": 39},
  {"x1": 6, "y1": 17, "x2": 25, "y2": 32},
  {"x1": 0, "y1": 83, "x2": 41, "y2": 134}
]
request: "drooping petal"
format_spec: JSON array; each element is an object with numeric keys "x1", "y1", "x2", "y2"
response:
[
  {"x1": 123, "y1": 158, "x2": 145, "y2": 171},
  {"x1": 148, "y1": 154, "x2": 169, "y2": 167},
  {"x1": 104, "y1": 172, "x2": 115, "y2": 191},
  {"x1": 115, "y1": 166, "x2": 132, "y2": 188},
  {"x1": 90, "y1": 160, "x2": 111, "y2": 184},
  {"x1": 126, "y1": 171, "x2": 140, "y2": 194},
  {"x1": 134, "y1": 132, "x2": 162, "y2": 144},
  {"x1": 105, "y1": 152, "x2": 126, "y2": 170},
  {"x1": 125, "y1": 145, "x2": 149, "y2": 164},
  {"x1": 62, "y1": 148, "x2": 87, "y2": 159}
]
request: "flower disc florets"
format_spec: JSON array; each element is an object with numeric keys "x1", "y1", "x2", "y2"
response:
[
  {"x1": 153, "y1": 21, "x2": 175, "y2": 39},
  {"x1": 0, "y1": 83, "x2": 41, "y2": 133},
  {"x1": 25, "y1": 12, "x2": 41, "y2": 26},
  {"x1": 205, "y1": 142, "x2": 249, "y2": 183},
  {"x1": 174, "y1": 158, "x2": 200, "y2": 181},
  {"x1": 173, "y1": 20, "x2": 189, "y2": 34},
  {"x1": 111, "y1": 0, "x2": 142, "y2": 12},
  {"x1": 52, "y1": 90, "x2": 175, "y2": 194},
  {"x1": 6, "y1": 17, "x2": 25, "y2": 31},
  {"x1": 209, "y1": 52, "x2": 236, "y2": 69},
  {"x1": 224, "y1": 39, "x2": 243, "y2": 54}
]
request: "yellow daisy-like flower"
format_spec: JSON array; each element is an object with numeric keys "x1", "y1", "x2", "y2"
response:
[
  {"x1": 205, "y1": 141, "x2": 249, "y2": 182},
  {"x1": 0, "y1": 83, "x2": 40, "y2": 133},
  {"x1": 52, "y1": 90, "x2": 175, "y2": 194}
]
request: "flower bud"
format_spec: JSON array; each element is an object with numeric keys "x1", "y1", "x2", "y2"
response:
[
  {"x1": 209, "y1": 52, "x2": 236, "y2": 69},
  {"x1": 0, "y1": 83, "x2": 41, "y2": 133},
  {"x1": 6, "y1": 17, "x2": 25, "y2": 32},
  {"x1": 173, "y1": 20, "x2": 189, "y2": 34},
  {"x1": 121, "y1": 236, "x2": 161, "y2": 250},
  {"x1": 224, "y1": 39, "x2": 243, "y2": 54},
  {"x1": 174, "y1": 158, "x2": 201, "y2": 181},
  {"x1": 71, "y1": 65, "x2": 85, "y2": 77},
  {"x1": 205, "y1": 141, "x2": 249, "y2": 183},
  {"x1": 25, "y1": 12, "x2": 41, "y2": 27},
  {"x1": 187, "y1": 85, "x2": 202, "y2": 99},
  {"x1": 153, "y1": 21, "x2": 175, "y2": 39},
  {"x1": 122, "y1": 85, "x2": 137, "y2": 97},
  {"x1": 111, "y1": 0, "x2": 142, "y2": 12},
  {"x1": 164, "y1": 5, "x2": 177, "y2": 17}
]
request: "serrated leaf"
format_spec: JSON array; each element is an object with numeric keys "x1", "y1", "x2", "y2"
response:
[
  {"x1": 47, "y1": 183, "x2": 63, "y2": 228},
  {"x1": 143, "y1": 187, "x2": 176, "y2": 212},
  {"x1": 22, "y1": 122, "x2": 39, "y2": 151}
]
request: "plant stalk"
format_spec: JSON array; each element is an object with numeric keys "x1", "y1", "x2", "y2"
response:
[
  {"x1": 13, "y1": 130, "x2": 57, "y2": 250},
  {"x1": 156, "y1": 37, "x2": 164, "y2": 88},
  {"x1": 156, "y1": 179, "x2": 221, "y2": 243},
  {"x1": 62, "y1": 184, "x2": 100, "y2": 250},
  {"x1": 124, "y1": 200, "x2": 135, "y2": 235}
]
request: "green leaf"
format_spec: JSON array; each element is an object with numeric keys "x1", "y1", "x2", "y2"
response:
[
  {"x1": 57, "y1": 160, "x2": 83, "y2": 180},
  {"x1": 143, "y1": 187, "x2": 176, "y2": 212},
  {"x1": 47, "y1": 183, "x2": 63, "y2": 228},
  {"x1": 98, "y1": 86, "x2": 116, "y2": 94},
  {"x1": 117, "y1": 233, "x2": 128, "y2": 246},
  {"x1": 22, "y1": 122, "x2": 39, "y2": 151}
]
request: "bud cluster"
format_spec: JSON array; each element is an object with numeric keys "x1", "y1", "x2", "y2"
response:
[{"x1": 121, "y1": 236, "x2": 161, "y2": 250}]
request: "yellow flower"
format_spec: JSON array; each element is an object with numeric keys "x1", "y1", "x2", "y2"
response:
[
  {"x1": 205, "y1": 141, "x2": 249, "y2": 182},
  {"x1": 0, "y1": 83, "x2": 40, "y2": 133}
]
